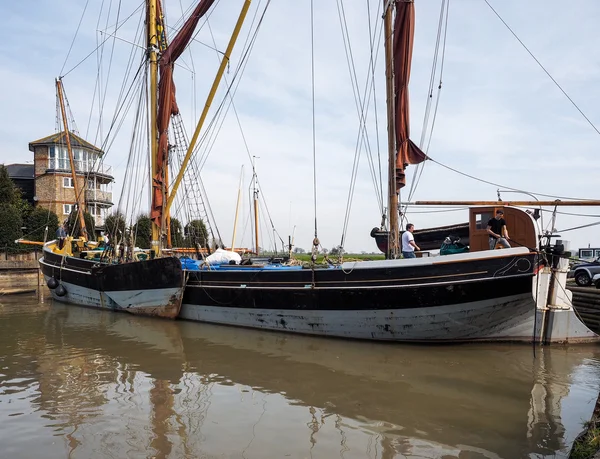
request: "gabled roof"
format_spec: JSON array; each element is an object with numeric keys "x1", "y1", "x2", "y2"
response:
[
  {"x1": 6, "y1": 163, "x2": 34, "y2": 179},
  {"x1": 29, "y1": 131, "x2": 103, "y2": 155}
]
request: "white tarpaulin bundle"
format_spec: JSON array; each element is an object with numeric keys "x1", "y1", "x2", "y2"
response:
[{"x1": 205, "y1": 248, "x2": 242, "y2": 265}]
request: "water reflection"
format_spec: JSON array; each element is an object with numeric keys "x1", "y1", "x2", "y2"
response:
[{"x1": 1, "y1": 294, "x2": 599, "y2": 458}]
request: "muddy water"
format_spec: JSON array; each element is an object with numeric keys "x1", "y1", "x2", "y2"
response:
[{"x1": 1, "y1": 293, "x2": 599, "y2": 458}]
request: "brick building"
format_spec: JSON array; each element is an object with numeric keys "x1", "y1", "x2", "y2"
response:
[{"x1": 28, "y1": 131, "x2": 114, "y2": 229}]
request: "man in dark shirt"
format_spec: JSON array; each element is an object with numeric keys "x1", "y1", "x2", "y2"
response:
[{"x1": 486, "y1": 210, "x2": 511, "y2": 250}]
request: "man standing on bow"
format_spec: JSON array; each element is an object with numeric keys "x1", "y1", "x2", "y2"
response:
[
  {"x1": 487, "y1": 209, "x2": 511, "y2": 250},
  {"x1": 401, "y1": 223, "x2": 420, "y2": 259}
]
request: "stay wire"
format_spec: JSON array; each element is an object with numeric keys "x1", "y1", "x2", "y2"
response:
[
  {"x1": 428, "y1": 156, "x2": 598, "y2": 201},
  {"x1": 310, "y1": 0, "x2": 318, "y2": 239},
  {"x1": 483, "y1": 0, "x2": 600, "y2": 137}
]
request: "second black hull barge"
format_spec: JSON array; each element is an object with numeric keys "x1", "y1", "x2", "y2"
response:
[
  {"x1": 180, "y1": 247, "x2": 539, "y2": 342},
  {"x1": 40, "y1": 243, "x2": 185, "y2": 318}
]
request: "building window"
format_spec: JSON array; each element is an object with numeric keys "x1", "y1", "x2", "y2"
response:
[
  {"x1": 63, "y1": 204, "x2": 73, "y2": 215},
  {"x1": 63, "y1": 177, "x2": 74, "y2": 188},
  {"x1": 87, "y1": 179, "x2": 95, "y2": 190}
]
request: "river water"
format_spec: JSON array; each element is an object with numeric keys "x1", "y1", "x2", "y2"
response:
[{"x1": 1, "y1": 293, "x2": 599, "y2": 459}]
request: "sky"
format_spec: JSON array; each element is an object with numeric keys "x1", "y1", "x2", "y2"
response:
[{"x1": 1, "y1": 0, "x2": 600, "y2": 254}]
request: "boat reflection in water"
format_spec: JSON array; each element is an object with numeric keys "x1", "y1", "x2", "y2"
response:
[{"x1": 1, "y1": 295, "x2": 599, "y2": 458}]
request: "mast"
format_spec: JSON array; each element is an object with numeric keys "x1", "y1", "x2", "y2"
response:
[
  {"x1": 56, "y1": 79, "x2": 87, "y2": 241},
  {"x1": 252, "y1": 157, "x2": 259, "y2": 256},
  {"x1": 383, "y1": 0, "x2": 399, "y2": 259},
  {"x1": 149, "y1": 0, "x2": 161, "y2": 257}
]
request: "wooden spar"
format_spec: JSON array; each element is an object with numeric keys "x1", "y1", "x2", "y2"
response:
[
  {"x1": 412, "y1": 200, "x2": 600, "y2": 207},
  {"x1": 383, "y1": 0, "x2": 398, "y2": 259},
  {"x1": 149, "y1": 0, "x2": 161, "y2": 255},
  {"x1": 253, "y1": 193, "x2": 259, "y2": 256},
  {"x1": 165, "y1": 0, "x2": 252, "y2": 216},
  {"x1": 231, "y1": 165, "x2": 244, "y2": 252},
  {"x1": 56, "y1": 79, "x2": 87, "y2": 241}
]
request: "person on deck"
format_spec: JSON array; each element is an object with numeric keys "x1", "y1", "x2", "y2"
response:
[
  {"x1": 56, "y1": 224, "x2": 67, "y2": 249},
  {"x1": 487, "y1": 210, "x2": 511, "y2": 250},
  {"x1": 401, "y1": 223, "x2": 420, "y2": 259}
]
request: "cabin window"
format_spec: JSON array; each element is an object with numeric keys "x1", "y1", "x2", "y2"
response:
[
  {"x1": 63, "y1": 177, "x2": 74, "y2": 188},
  {"x1": 63, "y1": 204, "x2": 73, "y2": 215},
  {"x1": 475, "y1": 212, "x2": 493, "y2": 230},
  {"x1": 595, "y1": 250, "x2": 600, "y2": 258},
  {"x1": 580, "y1": 249, "x2": 594, "y2": 259}
]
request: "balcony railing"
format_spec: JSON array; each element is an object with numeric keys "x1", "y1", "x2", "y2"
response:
[
  {"x1": 85, "y1": 189, "x2": 113, "y2": 204},
  {"x1": 48, "y1": 159, "x2": 112, "y2": 177}
]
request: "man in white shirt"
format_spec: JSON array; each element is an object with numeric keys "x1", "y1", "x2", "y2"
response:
[{"x1": 401, "y1": 223, "x2": 420, "y2": 259}]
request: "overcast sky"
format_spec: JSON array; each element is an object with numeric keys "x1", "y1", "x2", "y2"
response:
[{"x1": 2, "y1": 0, "x2": 600, "y2": 253}]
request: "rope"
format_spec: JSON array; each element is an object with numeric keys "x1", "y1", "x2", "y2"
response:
[
  {"x1": 483, "y1": 0, "x2": 600, "y2": 137},
  {"x1": 310, "y1": 0, "x2": 318, "y2": 241}
]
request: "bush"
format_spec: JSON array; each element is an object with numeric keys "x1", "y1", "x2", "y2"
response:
[
  {"x1": 132, "y1": 215, "x2": 152, "y2": 249},
  {"x1": 0, "y1": 204, "x2": 23, "y2": 248},
  {"x1": 104, "y1": 212, "x2": 127, "y2": 243},
  {"x1": 24, "y1": 207, "x2": 59, "y2": 242},
  {"x1": 184, "y1": 219, "x2": 208, "y2": 248},
  {"x1": 170, "y1": 217, "x2": 184, "y2": 247},
  {"x1": 65, "y1": 207, "x2": 96, "y2": 241}
]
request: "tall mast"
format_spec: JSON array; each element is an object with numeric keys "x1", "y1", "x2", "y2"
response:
[
  {"x1": 252, "y1": 157, "x2": 260, "y2": 256},
  {"x1": 56, "y1": 79, "x2": 87, "y2": 241},
  {"x1": 149, "y1": 0, "x2": 161, "y2": 257},
  {"x1": 383, "y1": 0, "x2": 399, "y2": 259}
]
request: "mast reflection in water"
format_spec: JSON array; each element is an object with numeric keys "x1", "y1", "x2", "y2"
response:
[{"x1": 1, "y1": 294, "x2": 599, "y2": 458}]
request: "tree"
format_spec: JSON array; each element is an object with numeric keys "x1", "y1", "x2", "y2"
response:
[
  {"x1": 23, "y1": 207, "x2": 59, "y2": 242},
  {"x1": 294, "y1": 247, "x2": 306, "y2": 254},
  {"x1": 184, "y1": 219, "x2": 208, "y2": 248},
  {"x1": 0, "y1": 165, "x2": 24, "y2": 248},
  {"x1": 330, "y1": 245, "x2": 345, "y2": 256},
  {"x1": 104, "y1": 212, "x2": 127, "y2": 243},
  {"x1": 65, "y1": 207, "x2": 96, "y2": 241},
  {"x1": 170, "y1": 217, "x2": 184, "y2": 247},
  {"x1": 132, "y1": 215, "x2": 152, "y2": 249},
  {"x1": 0, "y1": 165, "x2": 18, "y2": 205},
  {"x1": 0, "y1": 204, "x2": 22, "y2": 249}
]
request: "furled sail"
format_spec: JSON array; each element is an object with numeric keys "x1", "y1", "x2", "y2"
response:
[
  {"x1": 393, "y1": 0, "x2": 426, "y2": 191},
  {"x1": 151, "y1": 0, "x2": 216, "y2": 229}
]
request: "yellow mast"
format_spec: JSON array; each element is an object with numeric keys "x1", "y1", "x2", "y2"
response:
[
  {"x1": 56, "y1": 79, "x2": 87, "y2": 241},
  {"x1": 383, "y1": 0, "x2": 398, "y2": 259},
  {"x1": 164, "y1": 0, "x2": 252, "y2": 216},
  {"x1": 149, "y1": 0, "x2": 161, "y2": 257}
]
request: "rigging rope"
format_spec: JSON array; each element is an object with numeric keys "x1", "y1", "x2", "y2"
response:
[
  {"x1": 428, "y1": 156, "x2": 598, "y2": 201},
  {"x1": 483, "y1": 0, "x2": 600, "y2": 137},
  {"x1": 310, "y1": 0, "x2": 318, "y2": 241}
]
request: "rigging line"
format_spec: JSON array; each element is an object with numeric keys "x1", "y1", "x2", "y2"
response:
[
  {"x1": 337, "y1": 1, "x2": 386, "y2": 244},
  {"x1": 427, "y1": 156, "x2": 598, "y2": 201},
  {"x1": 409, "y1": 0, "x2": 450, "y2": 205},
  {"x1": 310, "y1": 0, "x2": 318, "y2": 239},
  {"x1": 195, "y1": 1, "x2": 271, "y2": 171},
  {"x1": 61, "y1": 2, "x2": 145, "y2": 78},
  {"x1": 557, "y1": 220, "x2": 600, "y2": 233},
  {"x1": 540, "y1": 209, "x2": 600, "y2": 218},
  {"x1": 483, "y1": 0, "x2": 600, "y2": 137},
  {"x1": 406, "y1": 0, "x2": 449, "y2": 207},
  {"x1": 336, "y1": 0, "x2": 383, "y2": 212},
  {"x1": 366, "y1": 0, "x2": 384, "y2": 216},
  {"x1": 60, "y1": 0, "x2": 92, "y2": 77}
]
